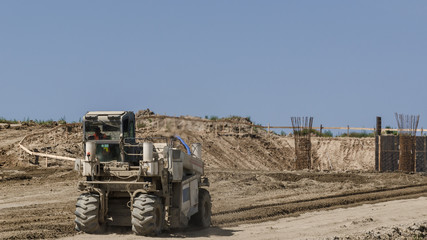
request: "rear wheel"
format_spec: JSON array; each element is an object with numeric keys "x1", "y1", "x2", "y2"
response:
[
  {"x1": 75, "y1": 193, "x2": 101, "y2": 233},
  {"x1": 191, "y1": 188, "x2": 212, "y2": 227},
  {"x1": 131, "y1": 194, "x2": 163, "y2": 236}
]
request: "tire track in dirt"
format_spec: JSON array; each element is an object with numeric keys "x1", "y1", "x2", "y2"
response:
[
  {"x1": 0, "y1": 201, "x2": 76, "y2": 240},
  {"x1": 212, "y1": 184, "x2": 427, "y2": 226}
]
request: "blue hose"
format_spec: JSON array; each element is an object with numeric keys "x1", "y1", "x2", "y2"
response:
[{"x1": 175, "y1": 135, "x2": 191, "y2": 155}]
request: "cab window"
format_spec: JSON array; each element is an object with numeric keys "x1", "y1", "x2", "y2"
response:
[
  {"x1": 123, "y1": 119, "x2": 129, "y2": 138},
  {"x1": 129, "y1": 121, "x2": 135, "y2": 138}
]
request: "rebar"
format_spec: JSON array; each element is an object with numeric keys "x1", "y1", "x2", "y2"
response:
[
  {"x1": 395, "y1": 113, "x2": 420, "y2": 172},
  {"x1": 395, "y1": 113, "x2": 419, "y2": 136},
  {"x1": 291, "y1": 117, "x2": 313, "y2": 170}
]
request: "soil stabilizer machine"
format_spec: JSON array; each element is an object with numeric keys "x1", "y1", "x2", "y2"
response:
[{"x1": 75, "y1": 111, "x2": 211, "y2": 235}]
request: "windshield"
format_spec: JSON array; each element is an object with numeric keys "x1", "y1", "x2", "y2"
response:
[
  {"x1": 85, "y1": 120, "x2": 121, "y2": 141},
  {"x1": 96, "y1": 143, "x2": 121, "y2": 162}
]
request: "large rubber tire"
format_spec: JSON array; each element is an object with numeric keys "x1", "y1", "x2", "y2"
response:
[
  {"x1": 191, "y1": 188, "x2": 212, "y2": 228},
  {"x1": 75, "y1": 193, "x2": 101, "y2": 233},
  {"x1": 131, "y1": 194, "x2": 163, "y2": 236}
]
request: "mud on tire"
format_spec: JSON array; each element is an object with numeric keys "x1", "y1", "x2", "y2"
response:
[
  {"x1": 132, "y1": 194, "x2": 163, "y2": 236},
  {"x1": 190, "y1": 188, "x2": 212, "y2": 227},
  {"x1": 75, "y1": 193, "x2": 101, "y2": 233}
]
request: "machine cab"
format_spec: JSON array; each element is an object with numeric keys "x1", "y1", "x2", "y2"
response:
[{"x1": 83, "y1": 111, "x2": 135, "y2": 162}]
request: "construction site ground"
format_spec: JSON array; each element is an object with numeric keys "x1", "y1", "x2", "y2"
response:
[{"x1": 1, "y1": 116, "x2": 427, "y2": 239}]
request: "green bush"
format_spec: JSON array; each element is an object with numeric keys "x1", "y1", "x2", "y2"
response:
[
  {"x1": 223, "y1": 115, "x2": 252, "y2": 123},
  {"x1": 205, "y1": 115, "x2": 252, "y2": 123},
  {"x1": 0, "y1": 116, "x2": 71, "y2": 125},
  {"x1": 58, "y1": 116, "x2": 67, "y2": 124},
  {"x1": 293, "y1": 129, "x2": 332, "y2": 137},
  {"x1": 384, "y1": 126, "x2": 398, "y2": 135},
  {"x1": 35, "y1": 119, "x2": 55, "y2": 125},
  {"x1": 0, "y1": 117, "x2": 18, "y2": 124},
  {"x1": 322, "y1": 130, "x2": 333, "y2": 137},
  {"x1": 338, "y1": 131, "x2": 375, "y2": 138}
]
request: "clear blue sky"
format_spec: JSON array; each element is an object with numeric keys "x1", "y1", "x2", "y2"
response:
[{"x1": 1, "y1": 1, "x2": 427, "y2": 131}]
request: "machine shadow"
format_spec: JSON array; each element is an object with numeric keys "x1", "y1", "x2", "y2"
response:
[
  {"x1": 163, "y1": 226, "x2": 239, "y2": 238},
  {"x1": 101, "y1": 226, "x2": 238, "y2": 238}
]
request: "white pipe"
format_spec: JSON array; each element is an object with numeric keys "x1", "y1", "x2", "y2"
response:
[
  {"x1": 191, "y1": 143, "x2": 202, "y2": 159},
  {"x1": 143, "y1": 142, "x2": 153, "y2": 162},
  {"x1": 19, "y1": 144, "x2": 77, "y2": 161}
]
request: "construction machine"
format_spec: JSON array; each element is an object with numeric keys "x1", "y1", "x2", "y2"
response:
[{"x1": 75, "y1": 111, "x2": 211, "y2": 235}]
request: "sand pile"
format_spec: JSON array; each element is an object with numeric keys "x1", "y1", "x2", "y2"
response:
[
  {"x1": 137, "y1": 115, "x2": 375, "y2": 171},
  {"x1": 5, "y1": 112, "x2": 375, "y2": 172}
]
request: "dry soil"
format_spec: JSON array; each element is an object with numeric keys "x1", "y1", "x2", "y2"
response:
[{"x1": 1, "y1": 116, "x2": 426, "y2": 240}]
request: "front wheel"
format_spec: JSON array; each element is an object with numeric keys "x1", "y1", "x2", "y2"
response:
[
  {"x1": 74, "y1": 193, "x2": 101, "y2": 233},
  {"x1": 131, "y1": 194, "x2": 164, "y2": 236}
]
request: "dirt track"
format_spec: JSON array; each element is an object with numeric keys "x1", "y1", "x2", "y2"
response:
[
  {"x1": 60, "y1": 197, "x2": 427, "y2": 240},
  {"x1": 0, "y1": 167, "x2": 79, "y2": 239},
  {"x1": 1, "y1": 166, "x2": 427, "y2": 239},
  {"x1": 1, "y1": 118, "x2": 427, "y2": 239}
]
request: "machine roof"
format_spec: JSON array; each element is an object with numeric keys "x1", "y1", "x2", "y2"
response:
[{"x1": 86, "y1": 111, "x2": 127, "y2": 116}]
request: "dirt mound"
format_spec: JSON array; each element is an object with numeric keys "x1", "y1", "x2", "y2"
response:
[
  {"x1": 17, "y1": 124, "x2": 82, "y2": 168},
  {"x1": 220, "y1": 115, "x2": 253, "y2": 124},
  {"x1": 1, "y1": 114, "x2": 376, "y2": 172},
  {"x1": 0, "y1": 123, "x2": 82, "y2": 169},
  {"x1": 351, "y1": 221, "x2": 427, "y2": 239},
  {"x1": 312, "y1": 137, "x2": 375, "y2": 171},
  {"x1": 135, "y1": 108, "x2": 155, "y2": 117},
  {"x1": 136, "y1": 116, "x2": 375, "y2": 171}
]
